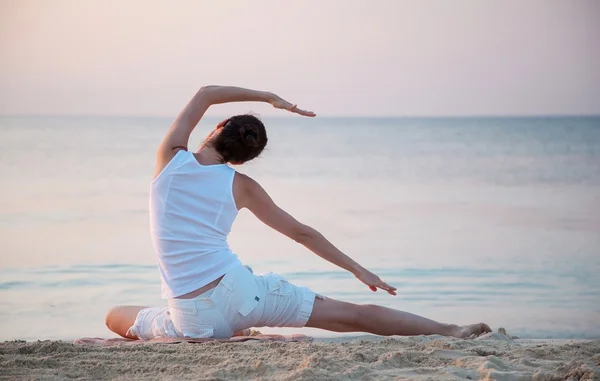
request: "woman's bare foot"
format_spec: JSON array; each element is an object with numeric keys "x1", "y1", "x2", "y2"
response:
[
  {"x1": 450, "y1": 323, "x2": 492, "y2": 338},
  {"x1": 233, "y1": 329, "x2": 251, "y2": 337},
  {"x1": 232, "y1": 329, "x2": 262, "y2": 337}
]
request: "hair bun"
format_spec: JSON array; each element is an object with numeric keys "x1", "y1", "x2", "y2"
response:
[{"x1": 239, "y1": 124, "x2": 260, "y2": 147}]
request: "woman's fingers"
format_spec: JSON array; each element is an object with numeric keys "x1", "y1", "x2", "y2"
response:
[
  {"x1": 293, "y1": 108, "x2": 316, "y2": 117},
  {"x1": 366, "y1": 282, "x2": 396, "y2": 295},
  {"x1": 377, "y1": 281, "x2": 397, "y2": 295},
  {"x1": 359, "y1": 273, "x2": 396, "y2": 295},
  {"x1": 289, "y1": 105, "x2": 316, "y2": 117},
  {"x1": 272, "y1": 96, "x2": 316, "y2": 117},
  {"x1": 380, "y1": 285, "x2": 396, "y2": 295}
]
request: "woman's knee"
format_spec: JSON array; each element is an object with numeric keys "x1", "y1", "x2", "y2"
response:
[
  {"x1": 355, "y1": 304, "x2": 380, "y2": 325},
  {"x1": 105, "y1": 306, "x2": 127, "y2": 332},
  {"x1": 105, "y1": 306, "x2": 121, "y2": 330},
  {"x1": 105, "y1": 305, "x2": 146, "y2": 338}
]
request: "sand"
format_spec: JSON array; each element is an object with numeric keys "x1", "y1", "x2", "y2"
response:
[{"x1": 1, "y1": 332, "x2": 599, "y2": 380}]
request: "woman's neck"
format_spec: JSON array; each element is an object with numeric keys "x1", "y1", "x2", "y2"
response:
[{"x1": 195, "y1": 146, "x2": 225, "y2": 165}]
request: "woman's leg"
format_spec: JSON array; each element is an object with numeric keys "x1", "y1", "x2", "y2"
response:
[
  {"x1": 105, "y1": 306, "x2": 146, "y2": 339},
  {"x1": 306, "y1": 298, "x2": 491, "y2": 338},
  {"x1": 105, "y1": 305, "x2": 252, "y2": 340}
]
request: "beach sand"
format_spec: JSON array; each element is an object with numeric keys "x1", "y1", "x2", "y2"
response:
[{"x1": 1, "y1": 332, "x2": 598, "y2": 380}]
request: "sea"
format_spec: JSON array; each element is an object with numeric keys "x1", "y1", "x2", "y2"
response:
[{"x1": 0, "y1": 115, "x2": 599, "y2": 341}]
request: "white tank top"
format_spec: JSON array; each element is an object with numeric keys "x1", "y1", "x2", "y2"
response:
[{"x1": 149, "y1": 149, "x2": 242, "y2": 298}]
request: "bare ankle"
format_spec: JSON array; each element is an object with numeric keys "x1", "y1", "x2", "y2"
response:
[{"x1": 444, "y1": 324, "x2": 461, "y2": 337}]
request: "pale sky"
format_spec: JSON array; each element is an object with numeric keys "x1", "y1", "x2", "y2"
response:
[{"x1": 1, "y1": 0, "x2": 599, "y2": 117}]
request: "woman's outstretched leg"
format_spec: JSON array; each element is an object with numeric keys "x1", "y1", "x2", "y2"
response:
[{"x1": 306, "y1": 298, "x2": 491, "y2": 338}]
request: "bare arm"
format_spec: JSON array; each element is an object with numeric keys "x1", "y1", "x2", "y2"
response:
[
  {"x1": 156, "y1": 86, "x2": 269, "y2": 177},
  {"x1": 155, "y1": 85, "x2": 315, "y2": 177},
  {"x1": 236, "y1": 174, "x2": 397, "y2": 295}
]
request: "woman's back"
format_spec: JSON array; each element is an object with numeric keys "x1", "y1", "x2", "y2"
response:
[{"x1": 150, "y1": 149, "x2": 241, "y2": 299}]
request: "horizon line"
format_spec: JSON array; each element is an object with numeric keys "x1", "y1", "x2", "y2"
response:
[{"x1": 1, "y1": 113, "x2": 599, "y2": 119}]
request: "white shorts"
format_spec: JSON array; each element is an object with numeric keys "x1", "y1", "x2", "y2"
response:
[{"x1": 128, "y1": 265, "x2": 323, "y2": 340}]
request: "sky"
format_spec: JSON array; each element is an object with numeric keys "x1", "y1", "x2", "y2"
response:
[{"x1": 1, "y1": 0, "x2": 599, "y2": 117}]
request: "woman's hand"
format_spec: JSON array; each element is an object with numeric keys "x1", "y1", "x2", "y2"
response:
[
  {"x1": 269, "y1": 93, "x2": 316, "y2": 117},
  {"x1": 354, "y1": 268, "x2": 397, "y2": 295}
]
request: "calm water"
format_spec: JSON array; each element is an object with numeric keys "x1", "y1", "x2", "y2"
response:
[{"x1": 1, "y1": 115, "x2": 599, "y2": 341}]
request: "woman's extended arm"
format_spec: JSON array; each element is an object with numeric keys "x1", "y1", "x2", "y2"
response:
[
  {"x1": 236, "y1": 173, "x2": 397, "y2": 295},
  {"x1": 155, "y1": 85, "x2": 315, "y2": 177}
]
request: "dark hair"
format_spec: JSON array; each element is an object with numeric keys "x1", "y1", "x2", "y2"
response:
[{"x1": 211, "y1": 114, "x2": 267, "y2": 163}]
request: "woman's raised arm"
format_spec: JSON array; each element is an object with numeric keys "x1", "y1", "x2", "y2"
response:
[{"x1": 155, "y1": 85, "x2": 315, "y2": 177}]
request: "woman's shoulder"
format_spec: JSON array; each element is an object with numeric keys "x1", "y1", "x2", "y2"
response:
[
  {"x1": 233, "y1": 171, "x2": 256, "y2": 188},
  {"x1": 232, "y1": 171, "x2": 264, "y2": 209},
  {"x1": 152, "y1": 149, "x2": 192, "y2": 183}
]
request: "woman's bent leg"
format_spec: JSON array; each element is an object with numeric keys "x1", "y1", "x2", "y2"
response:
[
  {"x1": 105, "y1": 305, "x2": 252, "y2": 340},
  {"x1": 306, "y1": 298, "x2": 491, "y2": 338},
  {"x1": 105, "y1": 306, "x2": 147, "y2": 339}
]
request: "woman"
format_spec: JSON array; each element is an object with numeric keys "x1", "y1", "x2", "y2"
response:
[{"x1": 105, "y1": 85, "x2": 491, "y2": 340}]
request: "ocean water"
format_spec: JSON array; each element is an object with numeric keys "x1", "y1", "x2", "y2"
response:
[{"x1": 0, "y1": 115, "x2": 599, "y2": 341}]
